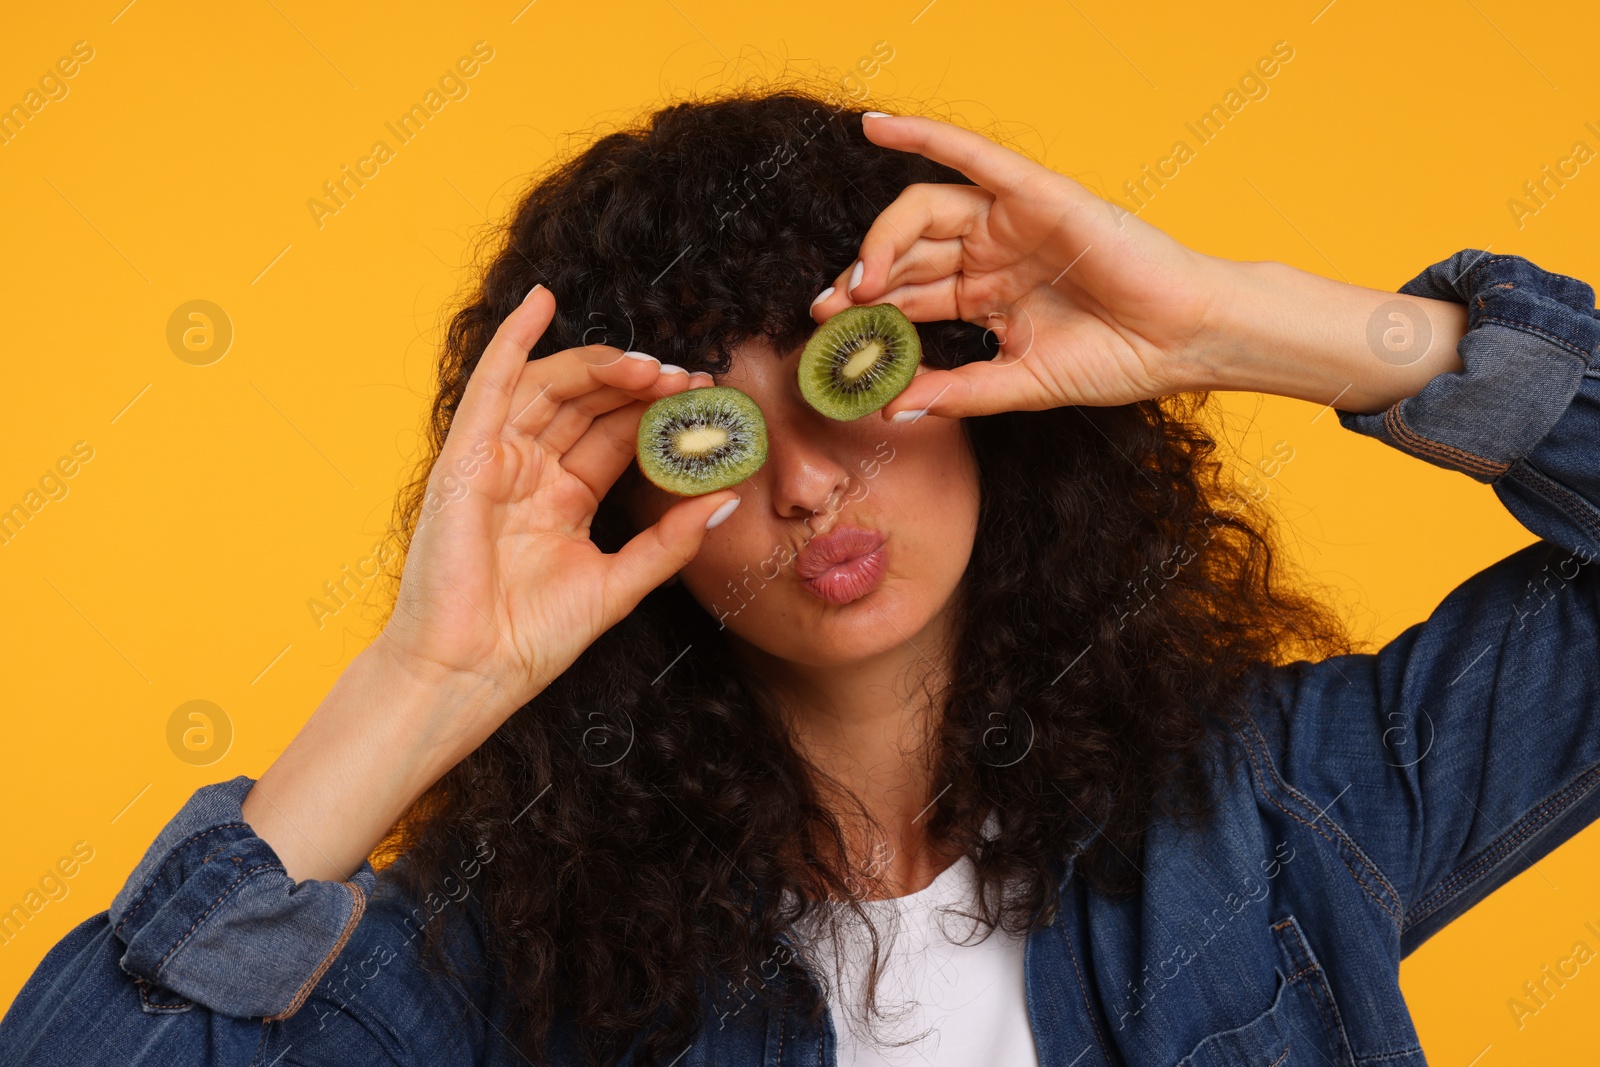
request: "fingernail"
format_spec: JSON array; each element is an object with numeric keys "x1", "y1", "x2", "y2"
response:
[
  {"x1": 848, "y1": 261, "x2": 863, "y2": 294},
  {"x1": 811, "y1": 285, "x2": 835, "y2": 308},
  {"x1": 690, "y1": 372, "x2": 715, "y2": 387},
  {"x1": 863, "y1": 111, "x2": 892, "y2": 119},
  {"x1": 890, "y1": 408, "x2": 927, "y2": 423},
  {"x1": 523, "y1": 283, "x2": 544, "y2": 303},
  {"x1": 658, "y1": 363, "x2": 689, "y2": 376},
  {"x1": 624, "y1": 350, "x2": 660, "y2": 364},
  {"x1": 705, "y1": 495, "x2": 741, "y2": 529}
]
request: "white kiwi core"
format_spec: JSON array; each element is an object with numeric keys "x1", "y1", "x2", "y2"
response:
[
  {"x1": 675, "y1": 426, "x2": 730, "y2": 455},
  {"x1": 840, "y1": 340, "x2": 884, "y2": 382}
]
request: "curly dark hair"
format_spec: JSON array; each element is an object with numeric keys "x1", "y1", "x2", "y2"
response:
[{"x1": 372, "y1": 81, "x2": 1356, "y2": 1067}]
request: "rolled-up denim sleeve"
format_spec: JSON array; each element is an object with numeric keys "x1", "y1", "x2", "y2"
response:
[
  {"x1": 1242, "y1": 249, "x2": 1600, "y2": 957},
  {"x1": 107, "y1": 776, "x2": 375, "y2": 1019},
  {"x1": 0, "y1": 776, "x2": 379, "y2": 1065}
]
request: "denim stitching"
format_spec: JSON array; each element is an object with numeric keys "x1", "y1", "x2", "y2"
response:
[
  {"x1": 133, "y1": 974, "x2": 193, "y2": 1014},
  {"x1": 1534, "y1": 470, "x2": 1600, "y2": 544},
  {"x1": 1507, "y1": 460, "x2": 1600, "y2": 547},
  {"x1": 1382, "y1": 407, "x2": 1508, "y2": 477},
  {"x1": 263, "y1": 878, "x2": 369, "y2": 1022},
  {"x1": 1297, "y1": 976, "x2": 1339, "y2": 1065},
  {"x1": 1271, "y1": 917, "x2": 1355, "y2": 1065},
  {"x1": 773, "y1": 980, "x2": 785, "y2": 1067},
  {"x1": 1475, "y1": 316, "x2": 1597, "y2": 362},
  {"x1": 1232, "y1": 718, "x2": 1402, "y2": 925},
  {"x1": 153, "y1": 860, "x2": 282, "y2": 976},
  {"x1": 1238, "y1": 717, "x2": 1402, "y2": 920},
  {"x1": 1359, "y1": 1050, "x2": 1426, "y2": 1063},
  {"x1": 1268, "y1": 1044, "x2": 1291, "y2": 1067},
  {"x1": 1405, "y1": 761, "x2": 1600, "y2": 932},
  {"x1": 1382, "y1": 405, "x2": 1508, "y2": 475},
  {"x1": 113, "y1": 823, "x2": 251, "y2": 940},
  {"x1": 1455, "y1": 252, "x2": 1519, "y2": 293},
  {"x1": 1060, "y1": 916, "x2": 1114, "y2": 1066}
]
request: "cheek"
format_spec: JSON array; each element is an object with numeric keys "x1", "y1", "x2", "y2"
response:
[
  {"x1": 680, "y1": 509, "x2": 776, "y2": 593},
  {"x1": 878, "y1": 424, "x2": 978, "y2": 517}
]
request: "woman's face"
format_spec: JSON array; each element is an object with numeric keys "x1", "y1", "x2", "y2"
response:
[{"x1": 625, "y1": 339, "x2": 981, "y2": 669}]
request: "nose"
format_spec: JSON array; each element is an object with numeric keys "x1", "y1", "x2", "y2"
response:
[{"x1": 763, "y1": 403, "x2": 856, "y2": 525}]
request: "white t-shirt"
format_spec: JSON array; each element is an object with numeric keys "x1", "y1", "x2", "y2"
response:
[{"x1": 787, "y1": 835, "x2": 1040, "y2": 1067}]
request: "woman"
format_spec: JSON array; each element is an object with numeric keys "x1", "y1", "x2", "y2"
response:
[{"x1": 3, "y1": 88, "x2": 1598, "y2": 1067}]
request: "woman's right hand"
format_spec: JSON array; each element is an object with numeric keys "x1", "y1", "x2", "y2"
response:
[
  {"x1": 376, "y1": 283, "x2": 739, "y2": 761},
  {"x1": 245, "y1": 284, "x2": 737, "y2": 883}
]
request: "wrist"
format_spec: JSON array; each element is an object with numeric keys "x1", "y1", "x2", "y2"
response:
[
  {"x1": 360, "y1": 631, "x2": 518, "y2": 777},
  {"x1": 243, "y1": 636, "x2": 515, "y2": 882},
  {"x1": 1193, "y1": 257, "x2": 1467, "y2": 413}
]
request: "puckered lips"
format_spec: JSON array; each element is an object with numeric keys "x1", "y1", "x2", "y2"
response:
[{"x1": 795, "y1": 525, "x2": 888, "y2": 605}]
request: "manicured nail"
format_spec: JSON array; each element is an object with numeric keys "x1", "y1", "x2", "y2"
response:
[
  {"x1": 890, "y1": 408, "x2": 927, "y2": 423},
  {"x1": 523, "y1": 283, "x2": 544, "y2": 303},
  {"x1": 705, "y1": 496, "x2": 741, "y2": 529},
  {"x1": 658, "y1": 363, "x2": 689, "y2": 376},
  {"x1": 811, "y1": 286, "x2": 835, "y2": 308},
  {"x1": 848, "y1": 261, "x2": 864, "y2": 294},
  {"x1": 624, "y1": 350, "x2": 659, "y2": 364},
  {"x1": 863, "y1": 111, "x2": 892, "y2": 119}
]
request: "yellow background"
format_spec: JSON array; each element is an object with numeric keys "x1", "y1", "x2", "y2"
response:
[{"x1": 2, "y1": 0, "x2": 1597, "y2": 1060}]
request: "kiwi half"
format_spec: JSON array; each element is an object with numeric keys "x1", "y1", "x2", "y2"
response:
[
  {"x1": 798, "y1": 303, "x2": 922, "y2": 421},
  {"x1": 636, "y1": 385, "x2": 768, "y2": 496}
]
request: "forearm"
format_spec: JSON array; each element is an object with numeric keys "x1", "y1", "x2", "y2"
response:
[
  {"x1": 1192, "y1": 256, "x2": 1469, "y2": 414},
  {"x1": 242, "y1": 633, "x2": 507, "y2": 883}
]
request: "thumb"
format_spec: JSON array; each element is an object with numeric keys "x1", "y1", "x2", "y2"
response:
[
  {"x1": 602, "y1": 489, "x2": 742, "y2": 616},
  {"x1": 880, "y1": 364, "x2": 1027, "y2": 421}
]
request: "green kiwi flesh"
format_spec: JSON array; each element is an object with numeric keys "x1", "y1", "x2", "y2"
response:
[
  {"x1": 636, "y1": 386, "x2": 768, "y2": 496},
  {"x1": 798, "y1": 303, "x2": 922, "y2": 420}
]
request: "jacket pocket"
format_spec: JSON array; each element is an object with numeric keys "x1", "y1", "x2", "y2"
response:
[
  {"x1": 1270, "y1": 914, "x2": 1360, "y2": 1067},
  {"x1": 1177, "y1": 966, "x2": 1292, "y2": 1067}
]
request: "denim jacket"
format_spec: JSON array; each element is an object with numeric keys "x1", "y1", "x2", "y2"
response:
[{"x1": 4, "y1": 250, "x2": 1599, "y2": 1066}]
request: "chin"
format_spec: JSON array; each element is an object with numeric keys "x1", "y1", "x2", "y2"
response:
[{"x1": 714, "y1": 575, "x2": 948, "y2": 668}]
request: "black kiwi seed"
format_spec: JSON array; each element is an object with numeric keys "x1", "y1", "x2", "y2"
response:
[
  {"x1": 635, "y1": 386, "x2": 769, "y2": 496},
  {"x1": 798, "y1": 303, "x2": 922, "y2": 420}
]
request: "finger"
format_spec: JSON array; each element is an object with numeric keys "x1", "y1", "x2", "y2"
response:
[
  {"x1": 504, "y1": 347, "x2": 688, "y2": 439},
  {"x1": 453, "y1": 284, "x2": 557, "y2": 440},
  {"x1": 880, "y1": 237, "x2": 965, "y2": 295},
  {"x1": 811, "y1": 186, "x2": 991, "y2": 319},
  {"x1": 860, "y1": 113, "x2": 1048, "y2": 201},
  {"x1": 879, "y1": 361, "x2": 1047, "y2": 422},
  {"x1": 560, "y1": 402, "x2": 650, "y2": 501},
  {"x1": 848, "y1": 274, "x2": 963, "y2": 324},
  {"x1": 812, "y1": 238, "x2": 967, "y2": 322},
  {"x1": 533, "y1": 386, "x2": 640, "y2": 452},
  {"x1": 536, "y1": 370, "x2": 690, "y2": 448},
  {"x1": 859, "y1": 113, "x2": 1110, "y2": 248},
  {"x1": 556, "y1": 374, "x2": 718, "y2": 495},
  {"x1": 601, "y1": 489, "x2": 743, "y2": 622}
]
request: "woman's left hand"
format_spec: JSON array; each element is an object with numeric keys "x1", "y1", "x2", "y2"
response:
[{"x1": 809, "y1": 112, "x2": 1232, "y2": 420}]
